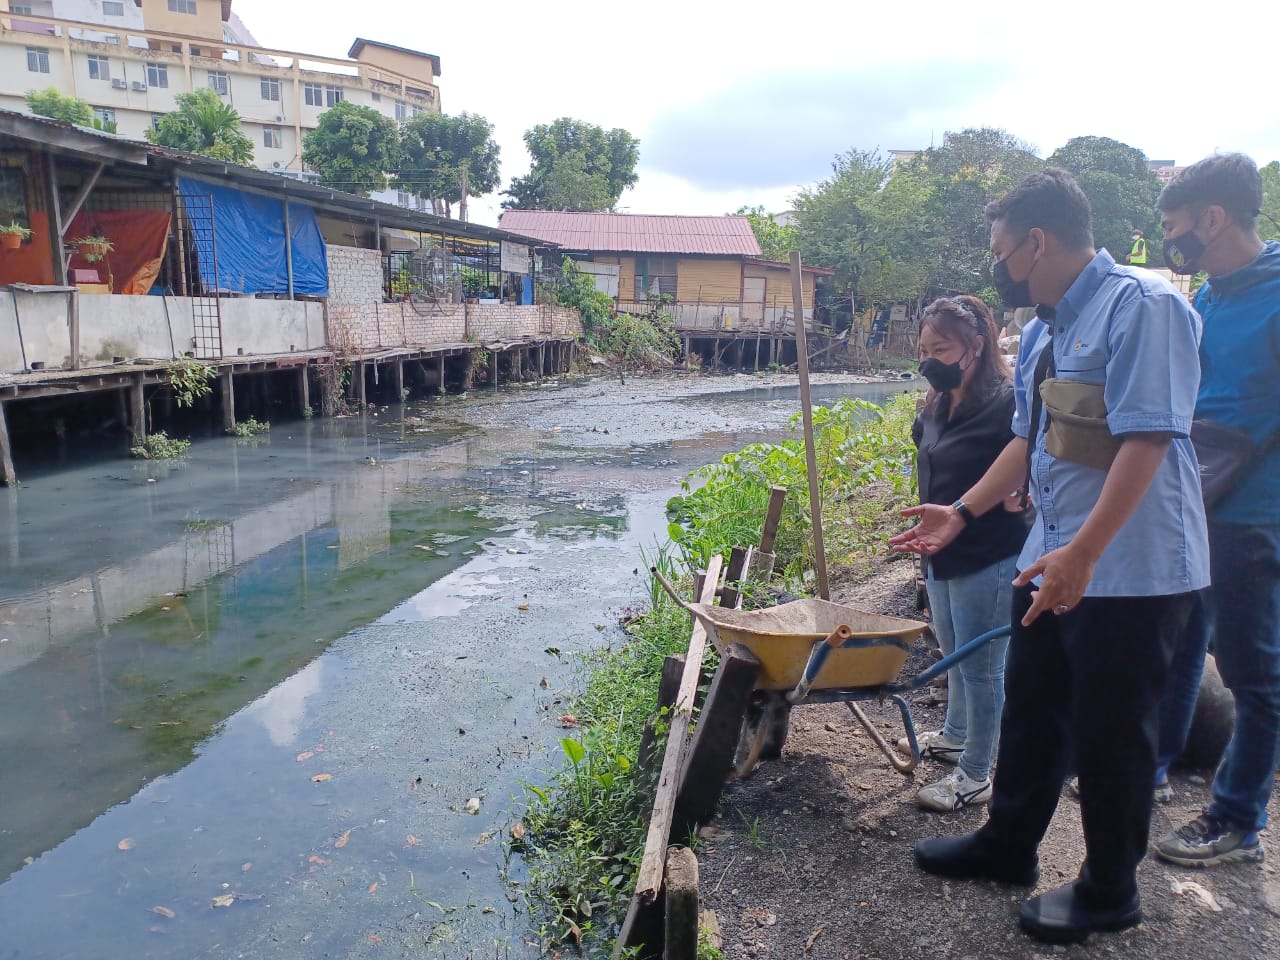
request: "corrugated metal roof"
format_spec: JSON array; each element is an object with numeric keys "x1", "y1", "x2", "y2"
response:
[{"x1": 498, "y1": 211, "x2": 763, "y2": 257}]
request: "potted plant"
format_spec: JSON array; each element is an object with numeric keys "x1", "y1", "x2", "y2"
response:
[
  {"x1": 72, "y1": 234, "x2": 114, "y2": 262},
  {"x1": 460, "y1": 267, "x2": 484, "y2": 303},
  {"x1": 0, "y1": 222, "x2": 32, "y2": 250}
]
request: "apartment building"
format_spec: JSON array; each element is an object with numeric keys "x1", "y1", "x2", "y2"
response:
[{"x1": 0, "y1": 1, "x2": 439, "y2": 205}]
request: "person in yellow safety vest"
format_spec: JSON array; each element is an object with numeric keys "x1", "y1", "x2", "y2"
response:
[{"x1": 1128, "y1": 228, "x2": 1148, "y2": 266}]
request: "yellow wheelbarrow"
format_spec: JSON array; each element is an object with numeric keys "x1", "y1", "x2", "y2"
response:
[{"x1": 652, "y1": 567, "x2": 1011, "y2": 778}]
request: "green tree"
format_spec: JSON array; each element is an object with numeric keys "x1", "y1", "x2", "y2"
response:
[
  {"x1": 503, "y1": 118, "x2": 639, "y2": 211},
  {"x1": 25, "y1": 87, "x2": 92, "y2": 126},
  {"x1": 146, "y1": 88, "x2": 254, "y2": 165},
  {"x1": 1260, "y1": 161, "x2": 1280, "y2": 243},
  {"x1": 302, "y1": 101, "x2": 401, "y2": 196},
  {"x1": 1048, "y1": 135, "x2": 1161, "y2": 261},
  {"x1": 396, "y1": 111, "x2": 500, "y2": 219},
  {"x1": 732, "y1": 205, "x2": 798, "y2": 262},
  {"x1": 793, "y1": 148, "x2": 894, "y2": 297}
]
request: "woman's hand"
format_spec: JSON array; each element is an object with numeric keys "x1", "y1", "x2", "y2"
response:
[{"x1": 889, "y1": 504, "x2": 966, "y2": 556}]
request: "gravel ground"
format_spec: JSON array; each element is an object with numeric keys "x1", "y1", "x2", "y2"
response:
[{"x1": 696, "y1": 559, "x2": 1280, "y2": 960}]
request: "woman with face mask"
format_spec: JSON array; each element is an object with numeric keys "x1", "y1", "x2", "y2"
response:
[{"x1": 900, "y1": 295, "x2": 1031, "y2": 811}]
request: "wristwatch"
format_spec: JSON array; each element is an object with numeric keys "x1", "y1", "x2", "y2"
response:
[{"x1": 951, "y1": 499, "x2": 975, "y2": 525}]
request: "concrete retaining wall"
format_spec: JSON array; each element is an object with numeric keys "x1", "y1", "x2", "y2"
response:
[{"x1": 0, "y1": 291, "x2": 325, "y2": 372}]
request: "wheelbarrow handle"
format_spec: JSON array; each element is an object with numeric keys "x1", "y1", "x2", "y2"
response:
[
  {"x1": 649, "y1": 566, "x2": 697, "y2": 613},
  {"x1": 910, "y1": 625, "x2": 1012, "y2": 690},
  {"x1": 787, "y1": 625, "x2": 854, "y2": 704}
]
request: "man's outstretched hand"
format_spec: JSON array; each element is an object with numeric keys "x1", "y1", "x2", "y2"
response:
[{"x1": 889, "y1": 504, "x2": 965, "y2": 556}]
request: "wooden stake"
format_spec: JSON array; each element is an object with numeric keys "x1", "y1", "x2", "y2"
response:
[
  {"x1": 663, "y1": 847, "x2": 700, "y2": 960},
  {"x1": 0, "y1": 400, "x2": 16, "y2": 487},
  {"x1": 130, "y1": 376, "x2": 146, "y2": 445},
  {"x1": 221, "y1": 370, "x2": 235, "y2": 433},
  {"x1": 790, "y1": 252, "x2": 829, "y2": 600}
]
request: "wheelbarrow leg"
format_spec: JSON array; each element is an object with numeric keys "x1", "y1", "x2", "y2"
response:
[{"x1": 845, "y1": 695, "x2": 920, "y2": 774}]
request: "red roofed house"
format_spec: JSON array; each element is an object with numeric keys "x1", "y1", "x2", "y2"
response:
[{"x1": 498, "y1": 212, "x2": 832, "y2": 345}]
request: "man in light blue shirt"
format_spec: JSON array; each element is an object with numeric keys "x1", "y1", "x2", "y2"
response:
[{"x1": 892, "y1": 169, "x2": 1209, "y2": 945}]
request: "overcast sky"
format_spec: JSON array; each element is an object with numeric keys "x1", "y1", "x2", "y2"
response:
[{"x1": 237, "y1": 0, "x2": 1278, "y2": 227}]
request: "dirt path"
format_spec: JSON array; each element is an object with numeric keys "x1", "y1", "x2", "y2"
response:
[{"x1": 697, "y1": 560, "x2": 1280, "y2": 960}]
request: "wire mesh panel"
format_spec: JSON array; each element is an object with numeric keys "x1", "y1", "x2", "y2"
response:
[{"x1": 180, "y1": 193, "x2": 224, "y2": 360}]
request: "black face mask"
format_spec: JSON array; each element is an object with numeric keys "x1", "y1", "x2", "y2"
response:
[
  {"x1": 919, "y1": 356, "x2": 964, "y2": 392},
  {"x1": 1164, "y1": 228, "x2": 1206, "y2": 275}
]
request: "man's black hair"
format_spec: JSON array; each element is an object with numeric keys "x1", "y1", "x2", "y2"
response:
[
  {"x1": 984, "y1": 167, "x2": 1094, "y2": 250},
  {"x1": 1157, "y1": 153, "x2": 1262, "y2": 228}
]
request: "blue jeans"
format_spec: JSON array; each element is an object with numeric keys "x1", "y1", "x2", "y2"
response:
[
  {"x1": 1157, "y1": 522, "x2": 1280, "y2": 832},
  {"x1": 925, "y1": 554, "x2": 1015, "y2": 781}
]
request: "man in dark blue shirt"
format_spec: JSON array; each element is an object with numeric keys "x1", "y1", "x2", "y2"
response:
[{"x1": 1152, "y1": 153, "x2": 1280, "y2": 868}]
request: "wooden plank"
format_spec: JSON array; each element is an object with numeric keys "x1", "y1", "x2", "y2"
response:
[
  {"x1": 129, "y1": 376, "x2": 146, "y2": 445},
  {"x1": 674, "y1": 642, "x2": 761, "y2": 827},
  {"x1": 790, "y1": 252, "x2": 829, "y2": 600},
  {"x1": 0, "y1": 400, "x2": 16, "y2": 487},
  {"x1": 719, "y1": 545, "x2": 749, "y2": 610},
  {"x1": 663, "y1": 847, "x2": 700, "y2": 960},
  {"x1": 220, "y1": 370, "x2": 235, "y2": 433},
  {"x1": 636, "y1": 654, "x2": 686, "y2": 784}
]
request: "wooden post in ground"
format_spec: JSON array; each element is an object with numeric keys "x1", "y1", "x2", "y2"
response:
[
  {"x1": 636, "y1": 655, "x2": 687, "y2": 782},
  {"x1": 298, "y1": 366, "x2": 310, "y2": 415},
  {"x1": 130, "y1": 375, "x2": 146, "y2": 445},
  {"x1": 221, "y1": 370, "x2": 235, "y2": 433},
  {"x1": 512, "y1": 348, "x2": 522, "y2": 381},
  {"x1": 538, "y1": 342, "x2": 546, "y2": 376},
  {"x1": 790, "y1": 251, "x2": 829, "y2": 600},
  {"x1": 0, "y1": 400, "x2": 16, "y2": 487},
  {"x1": 674, "y1": 643, "x2": 761, "y2": 828},
  {"x1": 489, "y1": 349, "x2": 499, "y2": 388},
  {"x1": 393, "y1": 359, "x2": 405, "y2": 401},
  {"x1": 357, "y1": 361, "x2": 367, "y2": 408},
  {"x1": 663, "y1": 847, "x2": 700, "y2": 960},
  {"x1": 437, "y1": 354, "x2": 446, "y2": 394}
]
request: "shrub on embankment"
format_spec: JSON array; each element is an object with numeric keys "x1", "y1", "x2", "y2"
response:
[{"x1": 514, "y1": 393, "x2": 921, "y2": 954}]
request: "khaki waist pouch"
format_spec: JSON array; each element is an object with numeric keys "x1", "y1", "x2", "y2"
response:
[{"x1": 1039, "y1": 378, "x2": 1123, "y2": 471}]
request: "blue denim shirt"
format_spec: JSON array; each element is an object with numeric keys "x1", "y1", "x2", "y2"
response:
[{"x1": 1011, "y1": 250, "x2": 1210, "y2": 597}]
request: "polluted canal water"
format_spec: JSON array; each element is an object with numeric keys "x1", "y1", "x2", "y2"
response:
[{"x1": 0, "y1": 372, "x2": 907, "y2": 958}]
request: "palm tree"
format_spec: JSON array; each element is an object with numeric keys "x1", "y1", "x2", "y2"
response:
[{"x1": 147, "y1": 88, "x2": 255, "y2": 165}]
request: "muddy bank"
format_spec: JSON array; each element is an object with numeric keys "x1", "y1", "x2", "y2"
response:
[{"x1": 697, "y1": 560, "x2": 1280, "y2": 960}]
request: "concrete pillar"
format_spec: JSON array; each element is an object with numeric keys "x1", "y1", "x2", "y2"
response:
[
  {"x1": 0, "y1": 400, "x2": 16, "y2": 487},
  {"x1": 130, "y1": 376, "x2": 146, "y2": 445},
  {"x1": 221, "y1": 370, "x2": 235, "y2": 433}
]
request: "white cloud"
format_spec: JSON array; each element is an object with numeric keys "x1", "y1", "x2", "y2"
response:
[{"x1": 235, "y1": 0, "x2": 1280, "y2": 226}]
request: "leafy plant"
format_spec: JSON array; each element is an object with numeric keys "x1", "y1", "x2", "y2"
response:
[
  {"x1": 25, "y1": 87, "x2": 93, "y2": 126},
  {"x1": 71, "y1": 234, "x2": 114, "y2": 262},
  {"x1": 503, "y1": 118, "x2": 639, "y2": 212},
  {"x1": 396, "y1": 111, "x2": 500, "y2": 218},
  {"x1": 302, "y1": 100, "x2": 401, "y2": 196},
  {"x1": 131, "y1": 431, "x2": 190, "y2": 460},
  {"x1": 146, "y1": 88, "x2": 254, "y2": 165},
  {"x1": 167, "y1": 356, "x2": 215, "y2": 408},
  {"x1": 0, "y1": 221, "x2": 32, "y2": 239},
  {"x1": 228, "y1": 416, "x2": 269, "y2": 438}
]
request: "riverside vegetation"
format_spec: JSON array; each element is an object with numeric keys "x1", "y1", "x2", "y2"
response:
[{"x1": 514, "y1": 394, "x2": 919, "y2": 955}]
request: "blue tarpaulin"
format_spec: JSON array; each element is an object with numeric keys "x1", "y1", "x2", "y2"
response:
[{"x1": 178, "y1": 177, "x2": 328, "y2": 296}]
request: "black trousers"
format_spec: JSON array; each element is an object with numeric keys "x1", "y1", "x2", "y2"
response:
[{"x1": 976, "y1": 585, "x2": 1196, "y2": 904}]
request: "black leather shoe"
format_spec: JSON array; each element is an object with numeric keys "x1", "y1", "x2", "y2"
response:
[
  {"x1": 914, "y1": 832, "x2": 1039, "y2": 886},
  {"x1": 1018, "y1": 881, "x2": 1142, "y2": 944}
]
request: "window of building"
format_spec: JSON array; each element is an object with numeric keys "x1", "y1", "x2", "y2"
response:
[
  {"x1": 102, "y1": 1, "x2": 125, "y2": 15},
  {"x1": 263, "y1": 125, "x2": 282, "y2": 149},
  {"x1": 146, "y1": 63, "x2": 168, "y2": 88},
  {"x1": 394, "y1": 100, "x2": 407, "y2": 121},
  {"x1": 94, "y1": 107, "x2": 116, "y2": 126},
  {"x1": 303, "y1": 82, "x2": 322, "y2": 107},
  {"x1": 26, "y1": 47, "x2": 50, "y2": 74},
  {"x1": 167, "y1": 0, "x2": 197, "y2": 13},
  {"x1": 151, "y1": 114, "x2": 163, "y2": 130},
  {"x1": 396, "y1": 190, "x2": 410, "y2": 208},
  {"x1": 87, "y1": 55, "x2": 110, "y2": 81},
  {"x1": 324, "y1": 85, "x2": 343, "y2": 107},
  {"x1": 411, "y1": 105, "x2": 423, "y2": 117},
  {"x1": 634, "y1": 257, "x2": 678, "y2": 300},
  {"x1": 370, "y1": 92, "x2": 380, "y2": 102},
  {"x1": 208, "y1": 70, "x2": 228, "y2": 95},
  {"x1": 12, "y1": 4, "x2": 35, "y2": 14},
  {"x1": 260, "y1": 76, "x2": 280, "y2": 101}
]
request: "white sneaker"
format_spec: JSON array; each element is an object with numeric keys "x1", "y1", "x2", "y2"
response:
[
  {"x1": 896, "y1": 730, "x2": 964, "y2": 764},
  {"x1": 917, "y1": 767, "x2": 993, "y2": 812}
]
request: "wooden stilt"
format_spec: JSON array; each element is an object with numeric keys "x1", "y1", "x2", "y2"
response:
[
  {"x1": 437, "y1": 353, "x2": 446, "y2": 393},
  {"x1": 393, "y1": 359, "x2": 405, "y2": 401},
  {"x1": 512, "y1": 348, "x2": 522, "y2": 381},
  {"x1": 298, "y1": 366, "x2": 310, "y2": 415},
  {"x1": 538, "y1": 343, "x2": 546, "y2": 377},
  {"x1": 357, "y1": 361, "x2": 367, "y2": 408},
  {"x1": 130, "y1": 376, "x2": 146, "y2": 445},
  {"x1": 489, "y1": 349, "x2": 498, "y2": 388},
  {"x1": 221, "y1": 370, "x2": 235, "y2": 433},
  {"x1": 0, "y1": 400, "x2": 16, "y2": 487}
]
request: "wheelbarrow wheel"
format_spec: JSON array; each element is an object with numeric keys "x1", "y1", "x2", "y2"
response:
[{"x1": 733, "y1": 692, "x2": 789, "y2": 778}]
